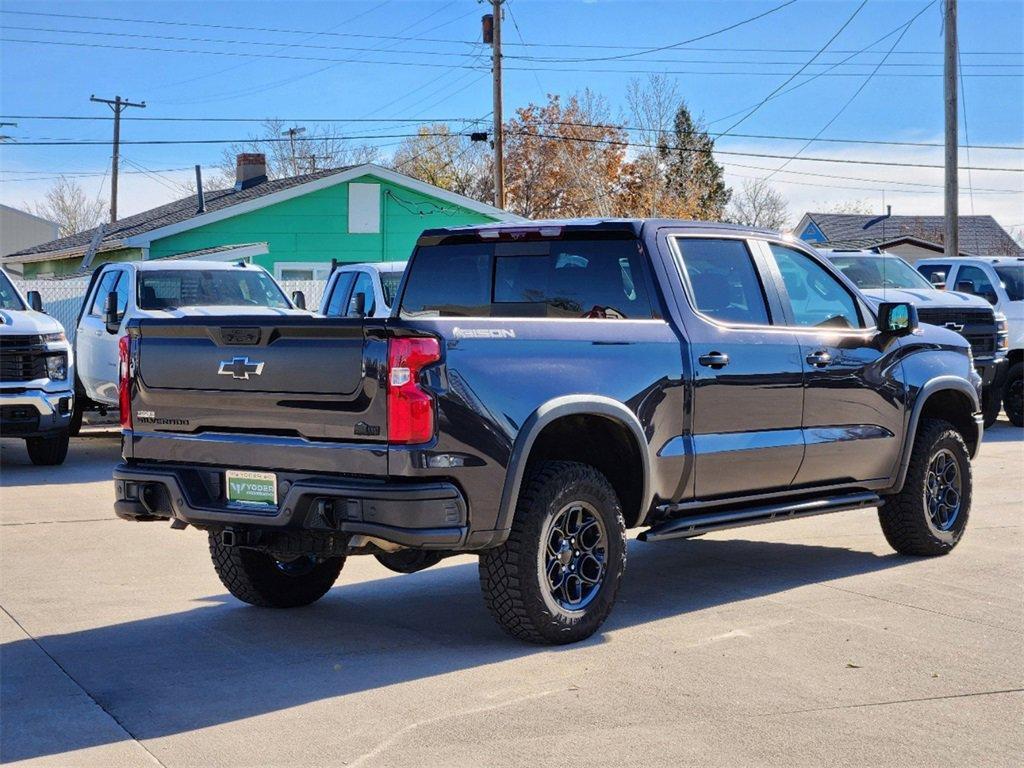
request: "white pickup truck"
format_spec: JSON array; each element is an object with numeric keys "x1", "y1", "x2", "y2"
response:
[
  {"x1": 73, "y1": 260, "x2": 308, "y2": 429},
  {"x1": 1, "y1": 269, "x2": 75, "y2": 464},
  {"x1": 318, "y1": 260, "x2": 406, "y2": 318}
]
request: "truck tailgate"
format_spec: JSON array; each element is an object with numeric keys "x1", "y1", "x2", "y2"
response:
[{"x1": 126, "y1": 317, "x2": 389, "y2": 474}]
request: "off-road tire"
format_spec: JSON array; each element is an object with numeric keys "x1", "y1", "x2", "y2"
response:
[
  {"x1": 25, "y1": 429, "x2": 69, "y2": 466},
  {"x1": 209, "y1": 533, "x2": 345, "y2": 608},
  {"x1": 67, "y1": 399, "x2": 84, "y2": 437},
  {"x1": 479, "y1": 461, "x2": 627, "y2": 645},
  {"x1": 1003, "y1": 362, "x2": 1023, "y2": 427},
  {"x1": 982, "y1": 387, "x2": 1001, "y2": 429},
  {"x1": 879, "y1": 418, "x2": 971, "y2": 556}
]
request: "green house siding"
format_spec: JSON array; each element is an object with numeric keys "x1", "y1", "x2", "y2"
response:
[
  {"x1": 22, "y1": 247, "x2": 142, "y2": 278},
  {"x1": 148, "y1": 174, "x2": 496, "y2": 271}
]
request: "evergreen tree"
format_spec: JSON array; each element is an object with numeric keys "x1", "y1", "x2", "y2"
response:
[{"x1": 661, "y1": 102, "x2": 731, "y2": 220}]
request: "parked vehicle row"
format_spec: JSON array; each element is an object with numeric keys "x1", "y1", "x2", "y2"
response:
[
  {"x1": 916, "y1": 256, "x2": 1023, "y2": 427},
  {"x1": 821, "y1": 248, "x2": 1009, "y2": 427},
  {"x1": 111, "y1": 220, "x2": 983, "y2": 644},
  {"x1": 0, "y1": 269, "x2": 75, "y2": 464}
]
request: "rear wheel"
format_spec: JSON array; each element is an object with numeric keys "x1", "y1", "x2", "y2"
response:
[
  {"x1": 25, "y1": 429, "x2": 69, "y2": 466},
  {"x1": 879, "y1": 418, "x2": 971, "y2": 556},
  {"x1": 1003, "y1": 362, "x2": 1023, "y2": 427},
  {"x1": 209, "y1": 533, "x2": 345, "y2": 608},
  {"x1": 478, "y1": 461, "x2": 626, "y2": 644}
]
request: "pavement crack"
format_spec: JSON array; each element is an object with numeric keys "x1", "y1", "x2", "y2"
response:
[
  {"x1": 819, "y1": 583, "x2": 1022, "y2": 634},
  {"x1": 0, "y1": 604, "x2": 167, "y2": 767},
  {"x1": 762, "y1": 687, "x2": 1024, "y2": 717}
]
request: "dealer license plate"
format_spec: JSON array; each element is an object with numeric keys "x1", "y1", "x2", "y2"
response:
[{"x1": 225, "y1": 470, "x2": 278, "y2": 507}]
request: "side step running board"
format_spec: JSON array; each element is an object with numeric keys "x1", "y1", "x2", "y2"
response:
[{"x1": 638, "y1": 491, "x2": 881, "y2": 543}]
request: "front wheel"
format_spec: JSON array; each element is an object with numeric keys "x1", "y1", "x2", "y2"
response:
[
  {"x1": 25, "y1": 429, "x2": 69, "y2": 466},
  {"x1": 982, "y1": 387, "x2": 1001, "y2": 429},
  {"x1": 1003, "y1": 362, "x2": 1023, "y2": 427},
  {"x1": 209, "y1": 533, "x2": 345, "y2": 608},
  {"x1": 478, "y1": 461, "x2": 627, "y2": 644},
  {"x1": 879, "y1": 418, "x2": 971, "y2": 556}
]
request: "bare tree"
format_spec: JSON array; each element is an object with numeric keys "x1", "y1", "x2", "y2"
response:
[
  {"x1": 217, "y1": 119, "x2": 380, "y2": 185},
  {"x1": 390, "y1": 124, "x2": 491, "y2": 202},
  {"x1": 816, "y1": 198, "x2": 874, "y2": 214},
  {"x1": 625, "y1": 74, "x2": 679, "y2": 216},
  {"x1": 28, "y1": 176, "x2": 107, "y2": 237},
  {"x1": 728, "y1": 178, "x2": 789, "y2": 230}
]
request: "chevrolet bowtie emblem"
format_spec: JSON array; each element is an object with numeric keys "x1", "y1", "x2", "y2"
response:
[
  {"x1": 944, "y1": 322, "x2": 965, "y2": 333},
  {"x1": 218, "y1": 356, "x2": 264, "y2": 380}
]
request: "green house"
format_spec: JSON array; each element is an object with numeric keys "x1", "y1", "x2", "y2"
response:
[{"x1": 3, "y1": 158, "x2": 524, "y2": 279}]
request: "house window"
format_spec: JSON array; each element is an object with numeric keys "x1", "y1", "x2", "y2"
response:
[
  {"x1": 274, "y1": 262, "x2": 331, "y2": 281},
  {"x1": 348, "y1": 183, "x2": 381, "y2": 234}
]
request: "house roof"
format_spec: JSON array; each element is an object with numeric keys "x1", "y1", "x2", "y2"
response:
[
  {"x1": 799, "y1": 213, "x2": 1022, "y2": 256},
  {"x1": 4, "y1": 163, "x2": 523, "y2": 262}
]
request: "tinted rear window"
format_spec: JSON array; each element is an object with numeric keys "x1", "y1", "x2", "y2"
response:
[
  {"x1": 400, "y1": 239, "x2": 655, "y2": 319},
  {"x1": 137, "y1": 269, "x2": 290, "y2": 310}
]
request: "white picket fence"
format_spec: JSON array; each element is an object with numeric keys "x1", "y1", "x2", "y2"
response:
[{"x1": 11, "y1": 276, "x2": 327, "y2": 346}]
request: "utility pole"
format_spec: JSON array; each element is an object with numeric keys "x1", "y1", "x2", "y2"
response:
[
  {"x1": 485, "y1": 1, "x2": 505, "y2": 209},
  {"x1": 90, "y1": 95, "x2": 146, "y2": 223},
  {"x1": 943, "y1": 0, "x2": 958, "y2": 259},
  {"x1": 282, "y1": 126, "x2": 306, "y2": 176}
]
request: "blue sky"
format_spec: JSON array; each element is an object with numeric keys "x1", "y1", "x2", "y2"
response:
[{"x1": 1, "y1": 0, "x2": 1021, "y2": 228}]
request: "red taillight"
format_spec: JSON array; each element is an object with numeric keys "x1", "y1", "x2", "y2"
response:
[
  {"x1": 387, "y1": 337, "x2": 440, "y2": 444},
  {"x1": 118, "y1": 335, "x2": 132, "y2": 430}
]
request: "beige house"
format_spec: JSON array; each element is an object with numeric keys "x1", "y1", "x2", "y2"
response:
[{"x1": 0, "y1": 204, "x2": 60, "y2": 265}]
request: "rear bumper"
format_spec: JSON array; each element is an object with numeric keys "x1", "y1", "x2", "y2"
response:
[
  {"x1": 0, "y1": 388, "x2": 73, "y2": 437},
  {"x1": 113, "y1": 462, "x2": 468, "y2": 549}
]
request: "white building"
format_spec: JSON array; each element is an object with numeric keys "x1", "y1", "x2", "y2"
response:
[{"x1": 0, "y1": 205, "x2": 60, "y2": 268}]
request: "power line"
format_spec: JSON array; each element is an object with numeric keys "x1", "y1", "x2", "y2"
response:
[
  {"x1": 2, "y1": 7, "x2": 1019, "y2": 56},
  {"x1": 764, "y1": 0, "x2": 935, "y2": 180},
  {"x1": 716, "y1": 0, "x2": 869, "y2": 138},
  {"x1": 2, "y1": 112, "x2": 1019, "y2": 152},
  {"x1": 3, "y1": 36, "x2": 1018, "y2": 78}
]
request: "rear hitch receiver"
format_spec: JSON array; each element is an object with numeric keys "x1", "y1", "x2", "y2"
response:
[{"x1": 221, "y1": 528, "x2": 237, "y2": 548}]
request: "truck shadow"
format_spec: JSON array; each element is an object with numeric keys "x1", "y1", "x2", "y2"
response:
[
  {"x1": 1, "y1": 535, "x2": 912, "y2": 763},
  {"x1": 0, "y1": 434, "x2": 121, "y2": 488}
]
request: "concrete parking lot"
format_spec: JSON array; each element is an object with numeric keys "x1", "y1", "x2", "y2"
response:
[{"x1": 1, "y1": 424, "x2": 1021, "y2": 768}]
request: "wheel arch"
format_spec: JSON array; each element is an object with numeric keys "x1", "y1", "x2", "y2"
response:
[
  {"x1": 892, "y1": 376, "x2": 982, "y2": 493},
  {"x1": 494, "y1": 396, "x2": 651, "y2": 541}
]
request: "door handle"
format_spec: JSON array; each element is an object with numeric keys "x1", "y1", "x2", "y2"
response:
[
  {"x1": 698, "y1": 351, "x2": 730, "y2": 369},
  {"x1": 806, "y1": 350, "x2": 832, "y2": 368}
]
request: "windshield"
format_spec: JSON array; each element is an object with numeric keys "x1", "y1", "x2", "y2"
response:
[
  {"x1": 0, "y1": 271, "x2": 26, "y2": 311},
  {"x1": 829, "y1": 255, "x2": 934, "y2": 290},
  {"x1": 137, "y1": 269, "x2": 291, "y2": 310},
  {"x1": 995, "y1": 265, "x2": 1024, "y2": 302},
  {"x1": 380, "y1": 271, "x2": 403, "y2": 307}
]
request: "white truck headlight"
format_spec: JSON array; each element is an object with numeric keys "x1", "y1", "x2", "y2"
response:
[
  {"x1": 995, "y1": 312, "x2": 1009, "y2": 354},
  {"x1": 45, "y1": 353, "x2": 68, "y2": 381}
]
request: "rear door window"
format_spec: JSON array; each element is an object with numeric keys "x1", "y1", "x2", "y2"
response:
[
  {"x1": 674, "y1": 238, "x2": 771, "y2": 326},
  {"x1": 399, "y1": 239, "x2": 655, "y2": 319}
]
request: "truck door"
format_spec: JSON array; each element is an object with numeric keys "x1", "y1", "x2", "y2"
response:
[
  {"x1": 77, "y1": 267, "x2": 130, "y2": 404},
  {"x1": 759, "y1": 242, "x2": 904, "y2": 486},
  {"x1": 671, "y1": 236, "x2": 805, "y2": 498}
]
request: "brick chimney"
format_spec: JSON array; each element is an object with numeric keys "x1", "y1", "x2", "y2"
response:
[{"x1": 235, "y1": 153, "x2": 267, "y2": 191}]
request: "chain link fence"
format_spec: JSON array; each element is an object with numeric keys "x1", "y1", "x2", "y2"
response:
[{"x1": 11, "y1": 276, "x2": 327, "y2": 346}]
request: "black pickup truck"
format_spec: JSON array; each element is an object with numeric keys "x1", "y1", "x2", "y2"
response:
[{"x1": 114, "y1": 220, "x2": 983, "y2": 644}]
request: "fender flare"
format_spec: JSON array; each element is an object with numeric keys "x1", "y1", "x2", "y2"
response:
[
  {"x1": 891, "y1": 375, "x2": 982, "y2": 493},
  {"x1": 492, "y1": 396, "x2": 652, "y2": 540}
]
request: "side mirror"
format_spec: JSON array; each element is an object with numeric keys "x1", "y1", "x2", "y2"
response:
[
  {"x1": 352, "y1": 292, "x2": 366, "y2": 318},
  {"x1": 26, "y1": 290, "x2": 44, "y2": 312},
  {"x1": 955, "y1": 280, "x2": 975, "y2": 294},
  {"x1": 877, "y1": 301, "x2": 918, "y2": 337},
  {"x1": 291, "y1": 290, "x2": 306, "y2": 310},
  {"x1": 928, "y1": 271, "x2": 946, "y2": 290},
  {"x1": 103, "y1": 290, "x2": 121, "y2": 334}
]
